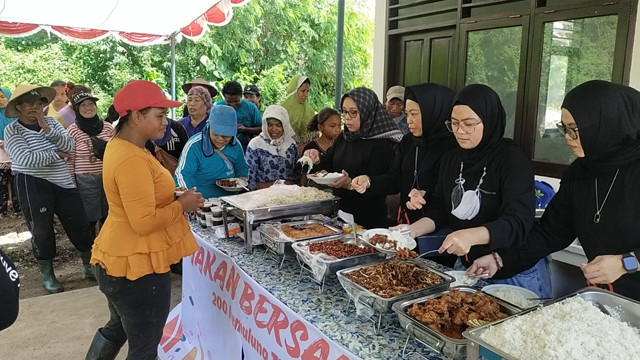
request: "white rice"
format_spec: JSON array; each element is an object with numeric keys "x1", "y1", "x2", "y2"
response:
[
  {"x1": 479, "y1": 297, "x2": 640, "y2": 360},
  {"x1": 490, "y1": 288, "x2": 533, "y2": 308}
]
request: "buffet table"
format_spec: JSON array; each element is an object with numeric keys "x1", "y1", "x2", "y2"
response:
[{"x1": 158, "y1": 225, "x2": 455, "y2": 360}]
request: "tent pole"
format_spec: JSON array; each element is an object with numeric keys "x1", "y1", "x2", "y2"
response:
[
  {"x1": 334, "y1": 0, "x2": 345, "y2": 109},
  {"x1": 171, "y1": 35, "x2": 177, "y2": 120}
]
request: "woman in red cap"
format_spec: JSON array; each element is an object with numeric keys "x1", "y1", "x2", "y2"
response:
[{"x1": 85, "y1": 80, "x2": 204, "y2": 360}]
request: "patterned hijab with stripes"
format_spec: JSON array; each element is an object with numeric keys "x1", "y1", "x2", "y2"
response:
[{"x1": 341, "y1": 87, "x2": 403, "y2": 143}]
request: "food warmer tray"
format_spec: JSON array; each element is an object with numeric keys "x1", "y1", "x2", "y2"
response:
[
  {"x1": 392, "y1": 287, "x2": 521, "y2": 360},
  {"x1": 463, "y1": 287, "x2": 640, "y2": 360},
  {"x1": 219, "y1": 195, "x2": 340, "y2": 253},
  {"x1": 259, "y1": 220, "x2": 342, "y2": 256},
  {"x1": 336, "y1": 259, "x2": 454, "y2": 314},
  {"x1": 292, "y1": 235, "x2": 384, "y2": 290}
]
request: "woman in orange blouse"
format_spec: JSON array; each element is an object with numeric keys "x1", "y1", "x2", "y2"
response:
[{"x1": 85, "y1": 80, "x2": 203, "y2": 360}]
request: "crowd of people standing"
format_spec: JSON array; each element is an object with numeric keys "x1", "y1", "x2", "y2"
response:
[{"x1": 1, "y1": 74, "x2": 640, "y2": 360}]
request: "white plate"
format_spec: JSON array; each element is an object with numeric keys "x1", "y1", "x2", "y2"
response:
[
  {"x1": 482, "y1": 284, "x2": 540, "y2": 309},
  {"x1": 216, "y1": 178, "x2": 248, "y2": 192},
  {"x1": 361, "y1": 228, "x2": 416, "y2": 254},
  {"x1": 308, "y1": 172, "x2": 344, "y2": 185},
  {"x1": 446, "y1": 270, "x2": 478, "y2": 287}
]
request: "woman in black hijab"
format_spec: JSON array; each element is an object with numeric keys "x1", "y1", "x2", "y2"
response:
[
  {"x1": 303, "y1": 87, "x2": 402, "y2": 229},
  {"x1": 469, "y1": 80, "x2": 640, "y2": 300},
  {"x1": 352, "y1": 83, "x2": 457, "y2": 223},
  {"x1": 406, "y1": 84, "x2": 551, "y2": 297}
]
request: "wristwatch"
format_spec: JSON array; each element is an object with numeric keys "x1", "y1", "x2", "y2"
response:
[{"x1": 621, "y1": 252, "x2": 638, "y2": 274}]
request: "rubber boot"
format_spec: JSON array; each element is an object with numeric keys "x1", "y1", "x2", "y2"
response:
[
  {"x1": 80, "y1": 251, "x2": 96, "y2": 280},
  {"x1": 85, "y1": 329, "x2": 124, "y2": 360},
  {"x1": 36, "y1": 259, "x2": 63, "y2": 293}
]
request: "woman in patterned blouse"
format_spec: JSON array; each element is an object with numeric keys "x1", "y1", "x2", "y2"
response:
[{"x1": 246, "y1": 105, "x2": 299, "y2": 190}]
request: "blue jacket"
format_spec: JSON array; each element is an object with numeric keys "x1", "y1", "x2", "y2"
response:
[{"x1": 175, "y1": 125, "x2": 248, "y2": 198}]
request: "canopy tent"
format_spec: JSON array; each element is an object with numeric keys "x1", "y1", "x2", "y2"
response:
[
  {"x1": 0, "y1": 0, "x2": 250, "y2": 45},
  {"x1": 0, "y1": 0, "x2": 347, "y2": 109}
]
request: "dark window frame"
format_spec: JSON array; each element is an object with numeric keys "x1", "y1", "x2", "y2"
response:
[{"x1": 385, "y1": 0, "x2": 637, "y2": 177}]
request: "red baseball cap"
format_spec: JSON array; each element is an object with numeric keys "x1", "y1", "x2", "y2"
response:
[{"x1": 113, "y1": 80, "x2": 183, "y2": 116}]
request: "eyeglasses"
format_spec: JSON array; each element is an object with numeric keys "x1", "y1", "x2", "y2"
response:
[
  {"x1": 341, "y1": 109, "x2": 359, "y2": 118},
  {"x1": 445, "y1": 120, "x2": 483, "y2": 134},
  {"x1": 556, "y1": 122, "x2": 579, "y2": 140}
]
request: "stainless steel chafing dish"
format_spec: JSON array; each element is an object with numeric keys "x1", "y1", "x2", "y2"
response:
[
  {"x1": 292, "y1": 235, "x2": 384, "y2": 291},
  {"x1": 463, "y1": 287, "x2": 640, "y2": 360},
  {"x1": 392, "y1": 287, "x2": 521, "y2": 360},
  {"x1": 219, "y1": 193, "x2": 340, "y2": 253},
  {"x1": 336, "y1": 259, "x2": 454, "y2": 313},
  {"x1": 259, "y1": 220, "x2": 342, "y2": 255}
]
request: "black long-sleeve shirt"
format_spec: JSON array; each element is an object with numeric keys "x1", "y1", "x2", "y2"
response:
[
  {"x1": 423, "y1": 141, "x2": 535, "y2": 268},
  {"x1": 0, "y1": 249, "x2": 19, "y2": 331},
  {"x1": 367, "y1": 134, "x2": 451, "y2": 224},
  {"x1": 316, "y1": 135, "x2": 396, "y2": 229},
  {"x1": 499, "y1": 159, "x2": 640, "y2": 299}
]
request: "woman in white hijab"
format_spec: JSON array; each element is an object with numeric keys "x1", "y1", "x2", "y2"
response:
[{"x1": 246, "y1": 105, "x2": 299, "y2": 189}]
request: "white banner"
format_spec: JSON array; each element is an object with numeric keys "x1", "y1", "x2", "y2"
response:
[{"x1": 159, "y1": 233, "x2": 360, "y2": 360}]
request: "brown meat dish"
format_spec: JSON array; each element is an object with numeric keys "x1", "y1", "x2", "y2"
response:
[
  {"x1": 394, "y1": 248, "x2": 419, "y2": 259},
  {"x1": 308, "y1": 239, "x2": 376, "y2": 259},
  {"x1": 281, "y1": 223, "x2": 336, "y2": 239},
  {"x1": 368, "y1": 234, "x2": 397, "y2": 249},
  {"x1": 407, "y1": 290, "x2": 508, "y2": 339},
  {"x1": 218, "y1": 179, "x2": 237, "y2": 187},
  {"x1": 345, "y1": 261, "x2": 442, "y2": 298}
]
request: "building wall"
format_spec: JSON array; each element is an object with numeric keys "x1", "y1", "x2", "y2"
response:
[{"x1": 375, "y1": 2, "x2": 640, "y2": 90}]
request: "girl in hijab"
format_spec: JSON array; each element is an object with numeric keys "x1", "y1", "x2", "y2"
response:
[
  {"x1": 280, "y1": 75, "x2": 316, "y2": 144},
  {"x1": 402, "y1": 84, "x2": 550, "y2": 297},
  {"x1": 468, "y1": 80, "x2": 640, "y2": 301},
  {"x1": 0, "y1": 87, "x2": 19, "y2": 218},
  {"x1": 246, "y1": 105, "x2": 299, "y2": 189},
  {"x1": 66, "y1": 91, "x2": 114, "y2": 240},
  {"x1": 304, "y1": 87, "x2": 403, "y2": 229}
]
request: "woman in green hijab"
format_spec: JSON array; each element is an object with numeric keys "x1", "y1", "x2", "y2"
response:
[{"x1": 280, "y1": 75, "x2": 316, "y2": 144}]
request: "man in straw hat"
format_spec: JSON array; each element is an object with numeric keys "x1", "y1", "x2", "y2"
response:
[{"x1": 3, "y1": 84, "x2": 93, "y2": 293}]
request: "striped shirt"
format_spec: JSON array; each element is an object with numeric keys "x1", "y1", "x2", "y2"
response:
[
  {"x1": 67, "y1": 123, "x2": 114, "y2": 175},
  {"x1": 4, "y1": 117, "x2": 75, "y2": 188}
]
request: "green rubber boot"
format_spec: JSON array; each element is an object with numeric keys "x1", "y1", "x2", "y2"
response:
[
  {"x1": 85, "y1": 329, "x2": 124, "y2": 360},
  {"x1": 80, "y1": 251, "x2": 95, "y2": 280},
  {"x1": 36, "y1": 259, "x2": 63, "y2": 293}
]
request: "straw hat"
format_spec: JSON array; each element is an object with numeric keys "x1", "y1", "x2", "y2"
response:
[
  {"x1": 182, "y1": 78, "x2": 218, "y2": 98},
  {"x1": 5, "y1": 85, "x2": 55, "y2": 118}
]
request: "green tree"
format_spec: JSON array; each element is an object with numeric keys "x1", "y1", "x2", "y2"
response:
[{"x1": 0, "y1": 0, "x2": 373, "y2": 118}]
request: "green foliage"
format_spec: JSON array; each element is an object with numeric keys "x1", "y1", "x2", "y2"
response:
[{"x1": 0, "y1": 0, "x2": 373, "y2": 118}]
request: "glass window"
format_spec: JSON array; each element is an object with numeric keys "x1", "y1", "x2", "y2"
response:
[
  {"x1": 533, "y1": 15, "x2": 618, "y2": 164},
  {"x1": 465, "y1": 26, "x2": 523, "y2": 138}
]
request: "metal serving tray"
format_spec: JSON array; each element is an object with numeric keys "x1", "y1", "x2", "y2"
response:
[
  {"x1": 220, "y1": 196, "x2": 340, "y2": 253},
  {"x1": 464, "y1": 287, "x2": 640, "y2": 360},
  {"x1": 259, "y1": 220, "x2": 342, "y2": 255},
  {"x1": 336, "y1": 259, "x2": 454, "y2": 314},
  {"x1": 292, "y1": 235, "x2": 384, "y2": 283},
  {"x1": 392, "y1": 287, "x2": 521, "y2": 360}
]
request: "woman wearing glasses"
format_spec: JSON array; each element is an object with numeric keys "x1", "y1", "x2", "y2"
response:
[
  {"x1": 351, "y1": 83, "x2": 457, "y2": 225},
  {"x1": 468, "y1": 80, "x2": 640, "y2": 300},
  {"x1": 401, "y1": 84, "x2": 551, "y2": 297},
  {"x1": 303, "y1": 87, "x2": 403, "y2": 229}
]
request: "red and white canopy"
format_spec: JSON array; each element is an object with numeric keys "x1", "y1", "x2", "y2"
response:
[{"x1": 0, "y1": 0, "x2": 250, "y2": 45}]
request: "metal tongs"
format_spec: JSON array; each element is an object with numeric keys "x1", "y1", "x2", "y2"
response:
[{"x1": 338, "y1": 210, "x2": 359, "y2": 245}]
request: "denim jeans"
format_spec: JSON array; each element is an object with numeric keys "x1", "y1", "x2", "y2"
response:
[
  {"x1": 490, "y1": 257, "x2": 552, "y2": 298},
  {"x1": 94, "y1": 265, "x2": 171, "y2": 360},
  {"x1": 455, "y1": 256, "x2": 552, "y2": 298}
]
